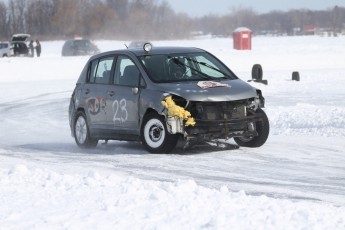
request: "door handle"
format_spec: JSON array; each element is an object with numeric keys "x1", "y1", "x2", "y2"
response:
[
  {"x1": 108, "y1": 91, "x2": 115, "y2": 96},
  {"x1": 132, "y1": 87, "x2": 139, "y2": 95}
]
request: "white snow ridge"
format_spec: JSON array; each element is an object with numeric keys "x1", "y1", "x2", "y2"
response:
[{"x1": 1, "y1": 36, "x2": 345, "y2": 229}]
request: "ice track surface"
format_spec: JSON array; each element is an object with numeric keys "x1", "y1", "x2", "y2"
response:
[{"x1": 1, "y1": 36, "x2": 345, "y2": 229}]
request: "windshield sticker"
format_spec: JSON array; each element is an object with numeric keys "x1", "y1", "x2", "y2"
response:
[{"x1": 197, "y1": 81, "x2": 230, "y2": 89}]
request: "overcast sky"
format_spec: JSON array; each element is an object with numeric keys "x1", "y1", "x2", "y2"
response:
[{"x1": 160, "y1": 0, "x2": 345, "y2": 17}]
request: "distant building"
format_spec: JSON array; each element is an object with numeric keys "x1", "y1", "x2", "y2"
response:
[{"x1": 303, "y1": 25, "x2": 318, "y2": 35}]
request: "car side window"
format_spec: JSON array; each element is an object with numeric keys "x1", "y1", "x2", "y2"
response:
[
  {"x1": 114, "y1": 56, "x2": 140, "y2": 87},
  {"x1": 88, "y1": 57, "x2": 114, "y2": 84}
]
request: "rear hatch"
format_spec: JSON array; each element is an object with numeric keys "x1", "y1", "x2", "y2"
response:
[{"x1": 12, "y1": 34, "x2": 31, "y2": 42}]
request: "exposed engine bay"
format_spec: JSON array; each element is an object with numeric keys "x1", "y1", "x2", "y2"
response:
[{"x1": 161, "y1": 92, "x2": 265, "y2": 141}]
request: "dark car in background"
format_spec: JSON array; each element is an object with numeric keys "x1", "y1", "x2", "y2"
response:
[
  {"x1": 11, "y1": 34, "x2": 30, "y2": 57},
  {"x1": 68, "y1": 43, "x2": 269, "y2": 153},
  {"x1": 128, "y1": 41, "x2": 152, "y2": 49},
  {"x1": 62, "y1": 39, "x2": 100, "y2": 56}
]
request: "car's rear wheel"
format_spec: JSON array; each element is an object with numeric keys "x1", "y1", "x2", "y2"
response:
[
  {"x1": 74, "y1": 111, "x2": 98, "y2": 148},
  {"x1": 234, "y1": 108, "x2": 269, "y2": 147},
  {"x1": 141, "y1": 113, "x2": 178, "y2": 153}
]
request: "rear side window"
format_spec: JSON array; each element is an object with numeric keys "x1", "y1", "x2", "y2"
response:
[{"x1": 88, "y1": 56, "x2": 115, "y2": 84}]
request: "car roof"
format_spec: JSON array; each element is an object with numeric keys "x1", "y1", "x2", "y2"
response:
[
  {"x1": 130, "y1": 46, "x2": 204, "y2": 55},
  {"x1": 73, "y1": 39, "x2": 90, "y2": 42},
  {"x1": 67, "y1": 38, "x2": 91, "y2": 42},
  {"x1": 92, "y1": 46, "x2": 205, "y2": 59}
]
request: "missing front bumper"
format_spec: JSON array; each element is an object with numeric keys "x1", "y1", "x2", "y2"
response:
[{"x1": 184, "y1": 115, "x2": 261, "y2": 140}]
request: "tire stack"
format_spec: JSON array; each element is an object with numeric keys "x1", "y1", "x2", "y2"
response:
[
  {"x1": 248, "y1": 64, "x2": 268, "y2": 85},
  {"x1": 292, "y1": 71, "x2": 300, "y2": 81}
]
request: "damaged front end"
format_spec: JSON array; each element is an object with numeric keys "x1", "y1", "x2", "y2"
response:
[
  {"x1": 161, "y1": 91, "x2": 265, "y2": 142},
  {"x1": 161, "y1": 95, "x2": 195, "y2": 135}
]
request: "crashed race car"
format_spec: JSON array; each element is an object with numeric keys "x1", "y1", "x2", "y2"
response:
[{"x1": 68, "y1": 43, "x2": 269, "y2": 153}]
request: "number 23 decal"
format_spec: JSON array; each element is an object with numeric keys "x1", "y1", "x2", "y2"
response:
[{"x1": 113, "y1": 99, "x2": 128, "y2": 123}]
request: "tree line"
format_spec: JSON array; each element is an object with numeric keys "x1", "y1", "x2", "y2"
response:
[
  {"x1": 196, "y1": 6, "x2": 345, "y2": 36},
  {"x1": 0, "y1": 0, "x2": 344, "y2": 40}
]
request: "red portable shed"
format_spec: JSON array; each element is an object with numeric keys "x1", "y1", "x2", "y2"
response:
[{"x1": 233, "y1": 27, "x2": 252, "y2": 50}]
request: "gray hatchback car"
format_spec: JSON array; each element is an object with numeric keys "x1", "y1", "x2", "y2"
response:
[{"x1": 69, "y1": 43, "x2": 269, "y2": 153}]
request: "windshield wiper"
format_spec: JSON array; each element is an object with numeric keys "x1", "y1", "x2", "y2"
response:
[
  {"x1": 169, "y1": 57, "x2": 214, "y2": 80},
  {"x1": 185, "y1": 57, "x2": 233, "y2": 79}
]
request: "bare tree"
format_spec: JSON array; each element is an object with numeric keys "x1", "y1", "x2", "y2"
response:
[
  {"x1": 26, "y1": 0, "x2": 55, "y2": 37},
  {"x1": 331, "y1": 6, "x2": 344, "y2": 32},
  {"x1": 153, "y1": 1, "x2": 179, "y2": 38},
  {"x1": 106, "y1": 0, "x2": 128, "y2": 18},
  {"x1": 50, "y1": 0, "x2": 82, "y2": 37},
  {"x1": 1, "y1": 0, "x2": 344, "y2": 40},
  {"x1": 0, "y1": 2, "x2": 9, "y2": 39},
  {"x1": 8, "y1": 0, "x2": 27, "y2": 34}
]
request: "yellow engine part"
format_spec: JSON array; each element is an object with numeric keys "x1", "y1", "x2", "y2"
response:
[{"x1": 161, "y1": 96, "x2": 196, "y2": 126}]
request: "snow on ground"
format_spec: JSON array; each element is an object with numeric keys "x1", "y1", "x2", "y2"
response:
[{"x1": 1, "y1": 36, "x2": 345, "y2": 229}]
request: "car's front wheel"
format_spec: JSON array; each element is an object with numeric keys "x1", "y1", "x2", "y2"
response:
[
  {"x1": 141, "y1": 113, "x2": 178, "y2": 153},
  {"x1": 234, "y1": 108, "x2": 269, "y2": 147},
  {"x1": 74, "y1": 111, "x2": 98, "y2": 148}
]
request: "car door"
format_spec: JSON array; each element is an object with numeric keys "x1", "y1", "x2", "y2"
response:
[
  {"x1": 106, "y1": 55, "x2": 141, "y2": 133},
  {"x1": 82, "y1": 56, "x2": 115, "y2": 130}
]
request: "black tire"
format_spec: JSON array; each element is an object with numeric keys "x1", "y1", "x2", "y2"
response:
[
  {"x1": 252, "y1": 64, "x2": 263, "y2": 81},
  {"x1": 292, "y1": 71, "x2": 300, "y2": 81},
  {"x1": 141, "y1": 113, "x2": 178, "y2": 153},
  {"x1": 73, "y1": 111, "x2": 98, "y2": 148},
  {"x1": 234, "y1": 108, "x2": 269, "y2": 148}
]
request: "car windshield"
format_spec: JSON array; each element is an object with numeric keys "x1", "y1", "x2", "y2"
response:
[{"x1": 139, "y1": 52, "x2": 237, "y2": 83}]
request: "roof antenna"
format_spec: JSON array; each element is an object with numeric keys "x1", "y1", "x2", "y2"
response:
[{"x1": 124, "y1": 44, "x2": 128, "y2": 49}]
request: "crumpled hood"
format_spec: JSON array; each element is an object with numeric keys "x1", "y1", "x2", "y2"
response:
[{"x1": 158, "y1": 79, "x2": 257, "y2": 101}]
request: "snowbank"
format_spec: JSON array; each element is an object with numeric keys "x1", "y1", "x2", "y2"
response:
[{"x1": 1, "y1": 163, "x2": 344, "y2": 230}]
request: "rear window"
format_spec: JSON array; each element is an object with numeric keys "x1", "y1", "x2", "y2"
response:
[{"x1": 74, "y1": 40, "x2": 91, "y2": 48}]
